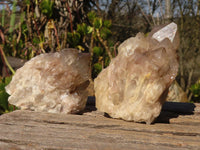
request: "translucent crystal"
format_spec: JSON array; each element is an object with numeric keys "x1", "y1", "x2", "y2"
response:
[
  {"x1": 94, "y1": 23, "x2": 179, "y2": 124},
  {"x1": 6, "y1": 49, "x2": 90, "y2": 114},
  {"x1": 152, "y1": 22, "x2": 177, "y2": 43}
]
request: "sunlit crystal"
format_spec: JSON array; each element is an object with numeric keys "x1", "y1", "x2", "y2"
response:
[
  {"x1": 94, "y1": 23, "x2": 179, "y2": 124},
  {"x1": 6, "y1": 49, "x2": 90, "y2": 114}
]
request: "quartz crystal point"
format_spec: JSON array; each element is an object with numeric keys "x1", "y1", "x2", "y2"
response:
[
  {"x1": 94, "y1": 23, "x2": 179, "y2": 124},
  {"x1": 6, "y1": 49, "x2": 90, "y2": 114}
]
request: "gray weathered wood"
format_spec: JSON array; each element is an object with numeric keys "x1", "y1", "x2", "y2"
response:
[
  {"x1": 0, "y1": 99, "x2": 200, "y2": 150},
  {"x1": 1, "y1": 56, "x2": 27, "y2": 77}
]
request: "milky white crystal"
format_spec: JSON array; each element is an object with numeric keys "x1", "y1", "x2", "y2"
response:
[
  {"x1": 152, "y1": 22, "x2": 177, "y2": 42},
  {"x1": 94, "y1": 23, "x2": 179, "y2": 124},
  {"x1": 6, "y1": 49, "x2": 90, "y2": 114}
]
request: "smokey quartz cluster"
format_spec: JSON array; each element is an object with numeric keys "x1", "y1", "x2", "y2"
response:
[
  {"x1": 6, "y1": 49, "x2": 90, "y2": 114},
  {"x1": 94, "y1": 23, "x2": 179, "y2": 124}
]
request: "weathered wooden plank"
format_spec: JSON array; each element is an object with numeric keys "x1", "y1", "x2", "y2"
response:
[{"x1": 0, "y1": 101, "x2": 200, "y2": 150}]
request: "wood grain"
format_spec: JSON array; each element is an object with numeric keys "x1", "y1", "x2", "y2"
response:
[{"x1": 0, "y1": 98, "x2": 199, "y2": 150}]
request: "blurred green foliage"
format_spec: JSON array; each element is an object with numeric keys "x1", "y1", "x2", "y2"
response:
[
  {"x1": 0, "y1": 1, "x2": 114, "y2": 114},
  {"x1": 67, "y1": 11, "x2": 113, "y2": 78},
  {"x1": 40, "y1": 0, "x2": 54, "y2": 18},
  {"x1": 190, "y1": 79, "x2": 200, "y2": 102},
  {"x1": 0, "y1": 76, "x2": 16, "y2": 114}
]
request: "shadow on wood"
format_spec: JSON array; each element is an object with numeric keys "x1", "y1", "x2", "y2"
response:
[
  {"x1": 0, "y1": 96, "x2": 199, "y2": 150},
  {"x1": 84, "y1": 97, "x2": 196, "y2": 124}
]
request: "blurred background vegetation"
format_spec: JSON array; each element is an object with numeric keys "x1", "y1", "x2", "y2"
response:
[{"x1": 0, "y1": 0, "x2": 199, "y2": 113}]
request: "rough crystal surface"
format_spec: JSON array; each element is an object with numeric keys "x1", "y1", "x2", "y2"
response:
[
  {"x1": 6, "y1": 49, "x2": 90, "y2": 114},
  {"x1": 94, "y1": 23, "x2": 179, "y2": 124},
  {"x1": 167, "y1": 81, "x2": 188, "y2": 102}
]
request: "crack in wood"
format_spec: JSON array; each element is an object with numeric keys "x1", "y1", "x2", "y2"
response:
[
  {"x1": 36, "y1": 120, "x2": 200, "y2": 137},
  {"x1": 0, "y1": 139, "x2": 31, "y2": 146},
  {"x1": 0, "y1": 104, "x2": 200, "y2": 150}
]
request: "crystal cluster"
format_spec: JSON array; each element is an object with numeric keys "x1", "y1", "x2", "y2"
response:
[
  {"x1": 94, "y1": 23, "x2": 179, "y2": 124},
  {"x1": 6, "y1": 49, "x2": 90, "y2": 114}
]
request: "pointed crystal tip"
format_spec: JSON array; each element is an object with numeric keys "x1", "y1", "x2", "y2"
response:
[{"x1": 152, "y1": 22, "x2": 177, "y2": 43}]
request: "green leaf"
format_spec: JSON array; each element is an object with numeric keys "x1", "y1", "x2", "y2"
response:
[
  {"x1": 0, "y1": 91, "x2": 9, "y2": 110},
  {"x1": 93, "y1": 46, "x2": 103, "y2": 56},
  {"x1": 103, "y1": 20, "x2": 112, "y2": 28},
  {"x1": 0, "y1": 76, "x2": 12, "y2": 112},
  {"x1": 24, "y1": 0, "x2": 30, "y2": 5},
  {"x1": 40, "y1": 0, "x2": 54, "y2": 18},
  {"x1": 87, "y1": 11, "x2": 96, "y2": 23},
  {"x1": 190, "y1": 81, "x2": 200, "y2": 98},
  {"x1": 93, "y1": 18, "x2": 102, "y2": 29},
  {"x1": 33, "y1": 36, "x2": 40, "y2": 45},
  {"x1": 8, "y1": 105, "x2": 17, "y2": 112},
  {"x1": 77, "y1": 24, "x2": 84, "y2": 35},
  {"x1": 100, "y1": 27, "x2": 112, "y2": 39},
  {"x1": 87, "y1": 26, "x2": 93, "y2": 34},
  {"x1": 77, "y1": 23, "x2": 88, "y2": 35},
  {"x1": 67, "y1": 32, "x2": 73, "y2": 39},
  {"x1": 4, "y1": 76, "x2": 12, "y2": 85},
  {"x1": 93, "y1": 63, "x2": 102, "y2": 75},
  {"x1": 67, "y1": 32, "x2": 81, "y2": 47},
  {"x1": 0, "y1": 83, "x2": 5, "y2": 91},
  {"x1": 72, "y1": 32, "x2": 81, "y2": 45},
  {"x1": 104, "y1": 57, "x2": 111, "y2": 67}
]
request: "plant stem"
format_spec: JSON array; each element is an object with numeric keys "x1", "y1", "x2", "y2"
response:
[
  {"x1": 66, "y1": 2, "x2": 73, "y2": 33},
  {"x1": 26, "y1": 4, "x2": 33, "y2": 40},
  {"x1": 53, "y1": 22, "x2": 60, "y2": 51},
  {"x1": 89, "y1": 29, "x2": 95, "y2": 78},
  {"x1": 2, "y1": 5, "x2": 5, "y2": 27},
  {"x1": 9, "y1": 0, "x2": 17, "y2": 33},
  {"x1": 147, "y1": 0, "x2": 155, "y2": 25},
  {"x1": 96, "y1": 29, "x2": 112, "y2": 60},
  {"x1": 136, "y1": 2, "x2": 153, "y2": 27},
  {"x1": 0, "y1": 46, "x2": 15, "y2": 75}
]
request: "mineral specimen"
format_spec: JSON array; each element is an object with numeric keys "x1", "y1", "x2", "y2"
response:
[
  {"x1": 6, "y1": 49, "x2": 90, "y2": 114},
  {"x1": 167, "y1": 81, "x2": 188, "y2": 103},
  {"x1": 94, "y1": 22, "x2": 179, "y2": 124}
]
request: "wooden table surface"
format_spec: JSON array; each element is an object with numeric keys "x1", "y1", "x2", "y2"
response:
[{"x1": 0, "y1": 97, "x2": 200, "y2": 150}]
